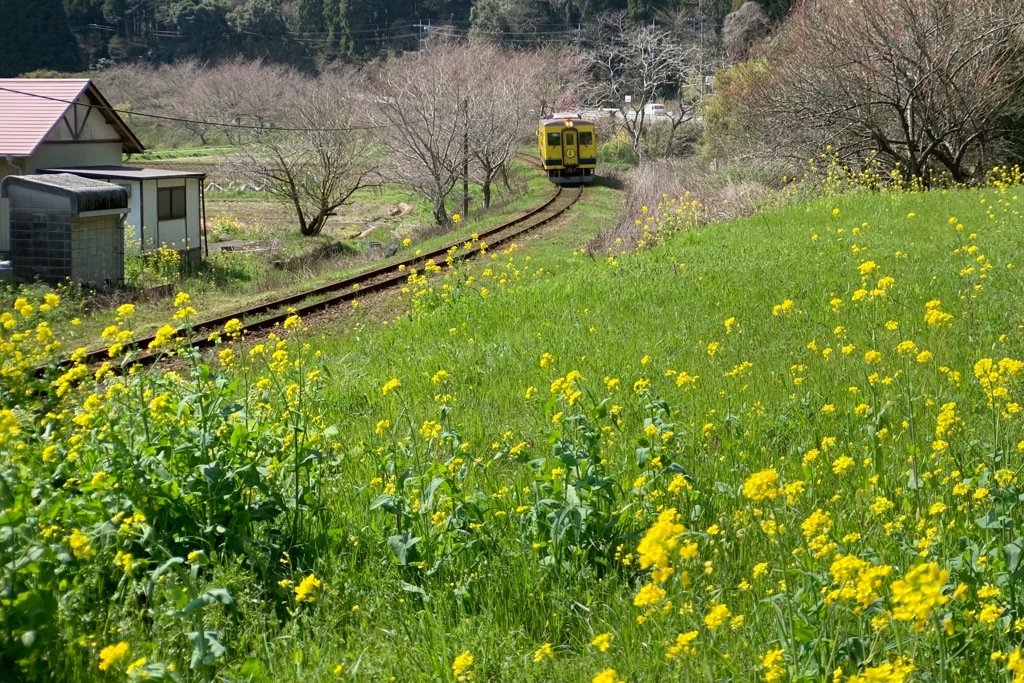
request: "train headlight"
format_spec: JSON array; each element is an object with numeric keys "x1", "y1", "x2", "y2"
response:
[{"x1": 565, "y1": 120, "x2": 574, "y2": 127}]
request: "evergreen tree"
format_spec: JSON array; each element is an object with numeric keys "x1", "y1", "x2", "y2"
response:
[
  {"x1": 297, "y1": 0, "x2": 325, "y2": 32},
  {"x1": 0, "y1": 0, "x2": 83, "y2": 76},
  {"x1": 64, "y1": 0, "x2": 105, "y2": 25},
  {"x1": 626, "y1": 0, "x2": 670, "y2": 24}
]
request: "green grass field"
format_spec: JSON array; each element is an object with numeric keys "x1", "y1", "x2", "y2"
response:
[{"x1": 4, "y1": 178, "x2": 1024, "y2": 682}]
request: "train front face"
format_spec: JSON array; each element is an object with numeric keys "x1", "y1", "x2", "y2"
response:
[{"x1": 537, "y1": 115, "x2": 597, "y2": 185}]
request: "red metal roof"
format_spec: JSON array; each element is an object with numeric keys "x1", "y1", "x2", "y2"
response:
[{"x1": 0, "y1": 79, "x2": 144, "y2": 158}]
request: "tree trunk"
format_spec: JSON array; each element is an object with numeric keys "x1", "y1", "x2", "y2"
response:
[
  {"x1": 433, "y1": 203, "x2": 449, "y2": 226},
  {"x1": 301, "y1": 211, "x2": 329, "y2": 237},
  {"x1": 481, "y1": 180, "x2": 492, "y2": 209}
]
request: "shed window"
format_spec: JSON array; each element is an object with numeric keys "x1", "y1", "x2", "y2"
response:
[
  {"x1": 158, "y1": 187, "x2": 186, "y2": 221},
  {"x1": 579, "y1": 132, "x2": 593, "y2": 145},
  {"x1": 546, "y1": 132, "x2": 561, "y2": 146}
]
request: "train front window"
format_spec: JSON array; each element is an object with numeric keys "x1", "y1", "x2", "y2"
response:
[
  {"x1": 564, "y1": 133, "x2": 575, "y2": 146},
  {"x1": 579, "y1": 132, "x2": 593, "y2": 145},
  {"x1": 547, "y1": 132, "x2": 561, "y2": 146}
]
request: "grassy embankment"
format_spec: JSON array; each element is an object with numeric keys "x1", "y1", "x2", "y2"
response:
[
  {"x1": 62, "y1": 159, "x2": 551, "y2": 348},
  {"x1": 6, "y1": 177, "x2": 1024, "y2": 682},
  {"x1": 283, "y1": 181, "x2": 1024, "y2": 681}
]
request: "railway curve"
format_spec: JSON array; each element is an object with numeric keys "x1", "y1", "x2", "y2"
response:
[{"x1": 55, "y1": 156, "x2": 582, "y2": 371}]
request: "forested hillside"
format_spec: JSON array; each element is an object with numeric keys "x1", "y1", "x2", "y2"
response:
[{"x1": 1, "y1": 0, "x2": 796, "y2": 75}]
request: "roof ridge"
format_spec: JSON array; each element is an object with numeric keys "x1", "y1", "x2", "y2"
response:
[{"x1": 0, "y1": 79, "x2": 144, "y2": 158}]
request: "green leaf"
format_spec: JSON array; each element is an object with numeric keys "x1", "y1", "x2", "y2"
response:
[
  {"x1": 388, "y1": 532, "x2": 421, "y2": 565},
  {"x1": 240, "y1": 659, "x2": 265, "y2": 677},
  {"x1": 147, "y1": 557, "x2": 185, "y2": 603},
  {"x1": 176, "y1": 587, "x2": 234, "y2": 617},
  {"x1": 370, "y1": 494, "x2": 402, "y2": 516},
  {"x1": 421, "y1": 478, "x2": 444, "y2": 508},
  {"x1": 975, "y1": 510, "x2": 1005, "y2": 529},
  {"x1": 198, "y1": 463, "x2": 222, "y2": 485},
  {"x1": 187, "y1": 630, "x2": 226, "y2": 669},
  {"x1": 399, "y1": 581, "x2": 430, "y2": 601},
  {"x1": 792, "y1": 619, "x2": 816, "y2": 644},
  {"x1": 1005, "y1": 540, "x2": 1023, "y2": 579}
]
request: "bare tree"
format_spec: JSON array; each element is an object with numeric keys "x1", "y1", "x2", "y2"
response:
[
  {"x1": 371, "y1": 45, "x2": 471, "y2": 226},
  {"x1": 158, "y1": 60, "x2": 217, "y2": 145},
  {"x1": 521, "y1": 46, "x2": 588, "y2": 119},
  {"x1": 187, "y1": 59, "x2": 299, "y2": 145},
  {"x1": 583, "y1": 12, "x2": 702, "y2": 157},
  {"x1": 730, "y1": 0, "x2": 1024, "y2": 182},
  {"x1": 466, "y1": 47, "x2": 538, "y2": 208},
  {"x1": 235, "y1": 70, "x2": 379, "y2": 236}
]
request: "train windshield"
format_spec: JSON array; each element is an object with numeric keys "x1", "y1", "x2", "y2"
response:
[
  {"x1": 579, "y1": 132, "x2": 593, "y2": 145},
  {"x1": 547, "y1": 132, "x2": 561, "y2": 146}
]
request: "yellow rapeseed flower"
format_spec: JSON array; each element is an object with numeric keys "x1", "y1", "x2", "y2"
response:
[
  {"x1": 742, "y1": 469, "x2": 781, "y2": 502},
  {"x1": 592, "y1": 669, "x2": 624, "y2": 683},
  {"x1": 532, "y1": 643, "x2": 554, "y2": 662},
  {"x1": 704, "y1": 603, "x2": 731, "y2": 630},
  {"x1": 591, "y1": 632, "x2": 612, "y2": 652},
  {"x1": 126, "y1": 657, "x2": 147, "y2": 675},
  {"x1": 294, "y1": 573, "x2": 322, "y2": 603},
  {"x1": 762, "y1": 648, "x2": 785, "y2": 682},
  {"x1": 633, "y1": 582, "x2": 666, "y2": 607},
  {"x1": 891, "y1": 562, "x2": 949, "y2": 626},
  {"x1": 847, "y1": 657, "x2": 915, "y2": 683},
  {"x1": 452, "y1": 650, "x2": 473, "y2": 681},
  {"x1": 148, "y1": 324, "x2": 177, "y2": 350},
  {"x1": 98, "y1": 641, "x2": 129, "y2": 671}
]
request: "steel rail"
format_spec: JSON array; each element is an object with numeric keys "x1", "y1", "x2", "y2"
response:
[{"x1": 55, "y1": 157, "x2": 581, "y2": 370}]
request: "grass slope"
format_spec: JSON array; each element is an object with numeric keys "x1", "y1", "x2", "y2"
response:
[
  {"x1": 10, "y1": 181, "x2": 1024, "y2": 682},
  {"x1": 281, "y1": 184, "x2": 1024, "y2": 681}
]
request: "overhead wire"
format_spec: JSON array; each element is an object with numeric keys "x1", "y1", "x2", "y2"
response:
[{"x1": 0, "y1": 86, "x2": 391, "y2": 134}]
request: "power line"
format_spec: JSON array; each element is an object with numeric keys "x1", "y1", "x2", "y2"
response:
[{"x1": 0, "y1": 86, "x2": 388, "y2": 134}]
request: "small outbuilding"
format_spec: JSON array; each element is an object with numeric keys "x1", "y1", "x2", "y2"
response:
[
  {"x1": 0, "y1": 174, "x2": 128, "y2": 286},
  {"x1": 42, "y1": 166, "x2": 206, "y2": 262}
]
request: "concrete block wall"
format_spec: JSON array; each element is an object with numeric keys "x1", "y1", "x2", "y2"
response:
[
  {"x1": 71, "y1": 216, "x2": 123, "y2": 286},
  {"x1": 10, "y1": 209, "x2": 72, "y2": 283},
  {"x1": 9, "y1": 209, "x2": 124, "y2": 286}
]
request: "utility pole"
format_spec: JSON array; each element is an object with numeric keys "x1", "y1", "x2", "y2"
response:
[{"x1": 462, "y1": 96, "x2": 469, "y2": 217}]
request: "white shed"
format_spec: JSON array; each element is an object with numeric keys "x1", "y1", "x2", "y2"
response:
[{"x1": 41, "y1": 166, "x2": 207, "y2": 262}]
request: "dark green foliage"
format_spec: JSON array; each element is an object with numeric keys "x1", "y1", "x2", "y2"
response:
[
  {"x1": 627, "y1": 0, "x2": 670, "y2": 24},
  {"x1": 34, "y1": 0, "x2": 747, "y2": 72},
  {"x1": 297, "y1": 0, "x2": 325, "y2": 32},
  {"x1": 0, "y1": 0, "x2": 83, "y2": 77},
  {"x1": 171, "y1": 0, "x2": 234, "y2": 61},
  {"x1": 227, "y1": 0, "x2": 306, "y2": 66}
]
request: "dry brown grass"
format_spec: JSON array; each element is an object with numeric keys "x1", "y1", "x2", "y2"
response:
[{"x1": 587, "y1": 158, "x2": 777, "y2": 253}]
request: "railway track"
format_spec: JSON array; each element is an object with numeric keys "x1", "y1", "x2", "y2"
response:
[{"x1": 62, "y1": 159, "x2": 583, "y2": 370}]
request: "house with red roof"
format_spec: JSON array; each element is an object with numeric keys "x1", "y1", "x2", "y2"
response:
[{"x1": 0, "y1": 79, "x2": 206, "y2": 262}]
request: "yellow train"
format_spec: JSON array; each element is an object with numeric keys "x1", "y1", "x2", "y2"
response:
[{"x1": 537, "y1": 113, "x2": 597, "y2": 185}]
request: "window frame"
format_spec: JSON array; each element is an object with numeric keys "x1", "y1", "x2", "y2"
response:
[
  {"x1": 546, "y1": 131, "x2": 562, "y2": 146},
  {"x1": 157, "y1": 186, "x2": 187, "y2": 221},
  {"x1": 579, "y1": 131, "x2": 593, "y2": 146}
]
